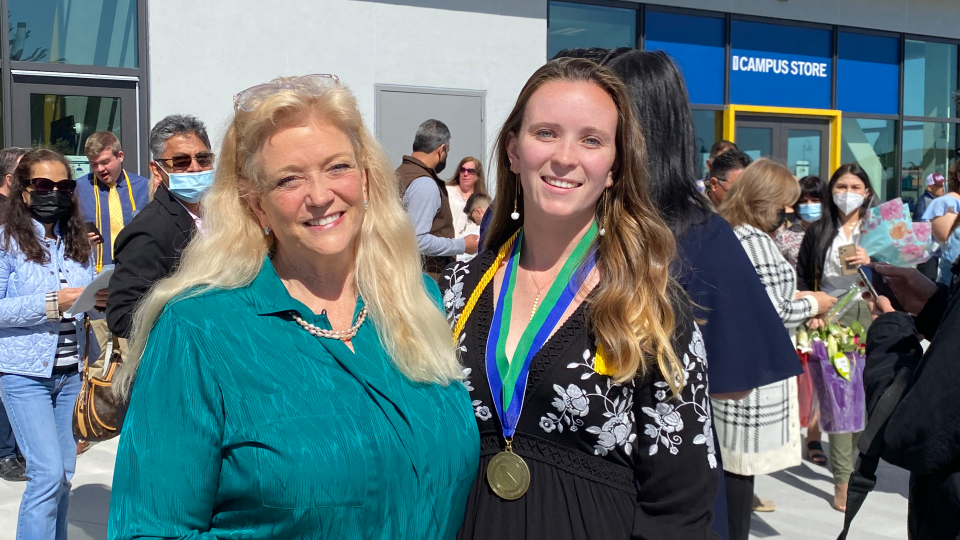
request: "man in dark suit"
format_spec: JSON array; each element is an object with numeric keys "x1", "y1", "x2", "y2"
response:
[{"x1": 106, "y1": 115, "x2": 213, "y2": 339}]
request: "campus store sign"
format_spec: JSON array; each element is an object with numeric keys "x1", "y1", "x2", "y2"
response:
[{"x1": 730, "y1": 21, "x2": 833, "y2": 109}]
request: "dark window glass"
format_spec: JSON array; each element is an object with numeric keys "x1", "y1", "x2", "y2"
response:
[
  {"x1": 903, "y1": 40, "x2": 957, "y2": 118},
  {"x1": 901, "y1": 121, "x2": 957, "y2": 209},
  {"x1": 730, "y1": 21, "x2": 832, "y2": 109},
  {"x1": 837, "y1": 33, "x2": 900, "y2": 115},
  {"x1": 10, "y1": 0, "x2": 138, "y2": 68},
  {"x1": 548, "y1": 1, "x2": 636, "y2": 60},
  {"x1": 29, "y1": 94, "x2": 122, "y2": 177},
  {"x1": 692, "y1": 109, "x2": 721, "y2": 179},
  {"x1": 645, "y1": 11, "x2": 724, "y2": 105},
  {"x1": 841, "y1": 118, "x2": 898, "y2": 201}
]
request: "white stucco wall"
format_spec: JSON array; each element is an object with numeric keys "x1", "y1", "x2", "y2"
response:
[{"x1": 147, "y1": 0, "x2": 547, "y2": 171}]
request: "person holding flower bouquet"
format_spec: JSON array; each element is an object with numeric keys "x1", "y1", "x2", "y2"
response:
[{"x1": 796, "y1": 163, "x2": 877, "y2": 511}]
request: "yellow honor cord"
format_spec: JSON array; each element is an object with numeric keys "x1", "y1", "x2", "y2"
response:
[
  {"x1": 452, "y1": 230, "x2": 521, "y2": 347},
  {"x1": 92, "y1": 170, "x2": 137, "y2": 273}
]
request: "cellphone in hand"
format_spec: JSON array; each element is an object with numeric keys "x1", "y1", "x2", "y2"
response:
[
  {"x1": 859, "y1": 265, "x2": 906, "y2": 311},
  {"x1": 84, "y1": 222, "x2": 102, "y2": 238},
  {"x1": 838, "y1": 244, "x2": 859, "y2": 275}
]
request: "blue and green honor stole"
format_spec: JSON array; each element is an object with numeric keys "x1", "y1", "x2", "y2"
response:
[{"x1": 482, "y1": 222, "x2": 598, "y2": 500}]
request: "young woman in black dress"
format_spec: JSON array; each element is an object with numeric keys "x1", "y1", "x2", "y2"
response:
[{"x1": 441, "y1": 58, "x2": 719, "y2": 540}]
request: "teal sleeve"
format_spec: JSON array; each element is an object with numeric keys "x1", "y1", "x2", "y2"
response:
[
  {"x1": 422, "y1": 273, "x2": 444, "y2": 311},
  {"x1": 108, "y1": 305, "x2": 224, "y2": 540}
]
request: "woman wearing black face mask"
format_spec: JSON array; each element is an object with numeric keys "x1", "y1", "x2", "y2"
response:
[
  {"x1": 716, "y1": 159, "x2": 837, "y2": 536},
  {"x1": 0, "y1": 147, "x2": 108, "y2": 539}
]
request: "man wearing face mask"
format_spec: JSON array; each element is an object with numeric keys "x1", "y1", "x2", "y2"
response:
[
  {"x1": 397, "y1": 119, "x2": 478, "y2": 281},
  {"x1": 106, "y1": 115, "x2": 215, "y2": 339}
]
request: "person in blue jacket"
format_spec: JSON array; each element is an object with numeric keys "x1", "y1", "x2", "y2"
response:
[{"x1": 0, "y1": 148, "x2": 108, "y2": 540}]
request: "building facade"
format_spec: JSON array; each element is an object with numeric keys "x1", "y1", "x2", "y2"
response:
[{"x1": 2, "y1": 0, "x2": 959, "y2": 206}]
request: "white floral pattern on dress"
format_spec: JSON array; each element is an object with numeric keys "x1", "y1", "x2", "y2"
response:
[
  {"x1": 641, "y1": 325, "x2": 716, "y2": 468},
  {"x1": 540, "y1": 349, "x2": 639, "y2": 456},
  {"x1": 461, "y1": 367, "x2": 491, "y2": 421},
  {"x1": 442, "y1": 262, "x2": 470, "y2": 326}
]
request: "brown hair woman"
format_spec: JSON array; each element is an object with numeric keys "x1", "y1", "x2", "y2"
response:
[
  {"x1": 440, "y1": 58, "x2": 719, "y2": 539},
  {"x1": 446, "y1": 156, "x2": 488, "y2": 240}
]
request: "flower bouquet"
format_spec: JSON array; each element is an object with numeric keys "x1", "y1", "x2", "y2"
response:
[
  {"x1": 861, "y1": 197, "x2": 933, "y2": 266},
  {"x1": 796, "y1": 322, "x2": 866, "y2": 434}
]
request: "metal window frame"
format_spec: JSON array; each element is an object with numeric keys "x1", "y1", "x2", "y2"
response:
[
  {"x1": 545, "y1": 1, "x2": 960, "y2": 201},
  {"x1": 0, "y1": 0, "x2": 150, "y2": 176}
]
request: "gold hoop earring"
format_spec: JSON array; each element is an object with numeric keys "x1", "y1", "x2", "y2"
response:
[
  {"x1": 598, "y1": 189, "x2": 609, "y2": 237},
  {"x1": 511, "y1": 175, "x2": 520, "y2": 220}
]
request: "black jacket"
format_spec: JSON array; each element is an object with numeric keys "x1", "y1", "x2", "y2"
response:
[
  {"x1": 106, "y1": 185, "x2": 196, "y2": 338},
  {"x1": 864, "y1": 270, "x2": 960, "y2": 539}
]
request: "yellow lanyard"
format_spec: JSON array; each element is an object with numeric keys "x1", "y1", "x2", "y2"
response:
[{"x1": 93, "y1": 170, "x2": 137, "y2": 272}]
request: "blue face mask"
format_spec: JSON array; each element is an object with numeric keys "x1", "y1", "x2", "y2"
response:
[
  {"x1": 166, "y1": 169, "x2": 215, "y2": 203},
  {"x1": 798, "y1": 202, "x2": 822, "y2": 222}
]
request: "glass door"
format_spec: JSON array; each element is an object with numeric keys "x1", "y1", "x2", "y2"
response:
[
  {"x1": 10, "y1": 74, "x2": 138, "y2": 177},
  {"x1": 735, "y1": 115, "x2": 831, "y2": 178}
]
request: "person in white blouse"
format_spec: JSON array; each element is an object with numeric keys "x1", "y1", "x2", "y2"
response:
[
  {"x1": 445, "y1": 157, "x2": 488, "y2": 261},
  {"x1": 795, "y1": 162, "x2": 876, "y2": 512}
]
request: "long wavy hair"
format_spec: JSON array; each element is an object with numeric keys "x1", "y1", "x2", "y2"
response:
[
  {"x1": 446, "y1": 156, "x2": 488, "y2": 196},
  {"x1": 115, "y1": 78, "x2": 461, "y2": 396},
  {"x1": 0, "y1": 148, "x2": 91, "y2": 265},
  {"x1": 486, "y1": 58, "x2": 682, "y2": 390},
  {"x1": 719, "y1": 158, "x2": 800, "y2": 232}
]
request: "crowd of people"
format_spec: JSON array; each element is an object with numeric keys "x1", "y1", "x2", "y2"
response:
[{"x1": 0, "y1": 48, "x2": 956, "y2": 540}]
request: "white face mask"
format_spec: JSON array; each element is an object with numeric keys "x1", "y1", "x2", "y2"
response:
[{"x1": 833, "y1": 192, "x2": 864, "y2": 216}]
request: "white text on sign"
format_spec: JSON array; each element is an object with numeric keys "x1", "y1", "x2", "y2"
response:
[{"x1": 732, "y1": 55, "x2": 829, "y2": 78}]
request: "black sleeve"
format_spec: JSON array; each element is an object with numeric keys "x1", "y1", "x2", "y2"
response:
[
  {"x1": 914, "y1": 285, "x2": 949, "y2": 340},
  {"x1": 106, "y1": 226, "x2": 175, "y2": 339},
  {"x1": 632, "y1": 299, "x2": 720, "y2": 540},
  {"x1": 796, "y1": 231, "x2": 817, "y2": 291},
  {"x1": 866, "y1": 289, "x2": 960, "y2": 476}
]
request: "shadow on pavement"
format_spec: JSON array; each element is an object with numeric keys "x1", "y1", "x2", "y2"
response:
[
  {"x1": 750, "y1": 514, "x2": 780, "y2": 537},
  {"x1": 768, "y1": 469, "x2": 833, "y2": 506},
  {"x1": 69, "y1": 483, "x2": 111, "y2": 537}
]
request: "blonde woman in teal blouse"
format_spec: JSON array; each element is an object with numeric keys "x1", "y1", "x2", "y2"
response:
[{"x1": 107, "y1": 75, "x2": 480, "y2": 539}]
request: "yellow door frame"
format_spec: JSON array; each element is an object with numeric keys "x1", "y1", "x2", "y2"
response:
[{"x1": 722, "y1": 105, "x2": 842, "y2": 174}]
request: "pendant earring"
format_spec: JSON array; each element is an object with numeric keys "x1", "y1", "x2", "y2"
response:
[
  {"x1": 264, "y1": 226, "x2": 271, "y2": 236},
  {"x1": 598, "y1": 189, "x2": 609, "y2": 237},
  {"x1": 364, "y1": 200, "x2": 368, "y2": 210},
  {"x1": 510, "y1": 177, "x2": 520, "y2": 220}
]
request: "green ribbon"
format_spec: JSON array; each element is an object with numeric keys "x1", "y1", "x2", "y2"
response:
[{"x1": 494, "y1": 221, "x2": 598, "y2": 412}]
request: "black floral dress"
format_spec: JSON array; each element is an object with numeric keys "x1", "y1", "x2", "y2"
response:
[{"x1": 441, "y1": 250, "x2": 720, "y2": 540}]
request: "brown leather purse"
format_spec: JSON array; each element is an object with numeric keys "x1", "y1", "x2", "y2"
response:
[{"x1": 73, "y1": 326, "x2": 127, "y2": 442}]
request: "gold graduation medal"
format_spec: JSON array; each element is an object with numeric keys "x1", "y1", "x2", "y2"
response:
[{"x1": 486, "y1": 438, "x2": 530, "y2": 500}]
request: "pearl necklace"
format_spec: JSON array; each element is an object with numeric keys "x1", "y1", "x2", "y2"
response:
[{"x1": 292, "y1": 307, "x2": 368, "y2": 342}]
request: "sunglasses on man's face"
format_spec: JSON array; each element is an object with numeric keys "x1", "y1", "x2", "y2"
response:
[
  {"x1": 156, "y1": 152, "x2": 215, "y2": 172},
  {"x1": 29, "y1": 178, "x2": 76, "y2": 194},
  {"x1": 460, "y1": 167, "x2": 477, "y2": 175}
]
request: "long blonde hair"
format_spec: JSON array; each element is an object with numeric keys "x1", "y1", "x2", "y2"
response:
[
  {"x1": 115, "y1": 79, "x2": 461, "y2": 396},
  {"x1": 486, "y1": 58, "x2": 682, "y2": 390},
  {"x1": 719, "y1": 158, "x2": 800, "y2": 232}
]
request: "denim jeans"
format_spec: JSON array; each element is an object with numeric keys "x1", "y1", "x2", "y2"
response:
[{"x1": 0, "y1": 370, "x2": 81, "y2": 540}]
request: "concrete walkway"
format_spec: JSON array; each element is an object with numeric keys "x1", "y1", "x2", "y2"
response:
[{"x1": 0, "y1": 436, "x2": 907, "y2": 539}]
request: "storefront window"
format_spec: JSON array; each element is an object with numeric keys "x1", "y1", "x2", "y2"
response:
[
  {"x1": 903, "y1": 40, "x2": 957, "y2": 118},
  {"x1": 548, "y1": 1, "x2": 636, "y2": 59},
  {"x1": 841, "y1": 118, "x2": 898, "y2": 202},
  {"x1": 645, "y1": 11, "x2": 724, "y2": 105},
  {"x1": 692, "y1": 110, "x2": 722, "y2": 178},
  {"x1": 29, "y1": 94, "x2": 122, "y2": 175},
  {"x1": 9, "y1": 0, "x2": 138, "y2": 67},
  {"x1": 837, "y1": 32, "x2": 900, "y2": 115},
  {"x1": 730, "y1": 20, "x2": 832, "y2": 109},
  {"x1": 901, "y1": 121, "x2": 957, "y2": 211}
]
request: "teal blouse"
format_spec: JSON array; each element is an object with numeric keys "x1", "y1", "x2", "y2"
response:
[{"x1": 108, "y1": 258, "x2": 480, "y2": 539}]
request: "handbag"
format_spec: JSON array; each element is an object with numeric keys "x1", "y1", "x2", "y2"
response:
[{"x1": 73, "y1": 322, "x2": 127, "y2": 442}]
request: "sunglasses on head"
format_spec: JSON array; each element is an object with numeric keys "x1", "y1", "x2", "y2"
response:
[
  {"x1": 29, "y1": 178, "x2": 76, "y2": 194},
  {"x1": 156, "y1": 152, "x2": 215, "y2": 172},
  {"x1": 460, "y1": 167, "x2": 477, "y2": 175}
]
